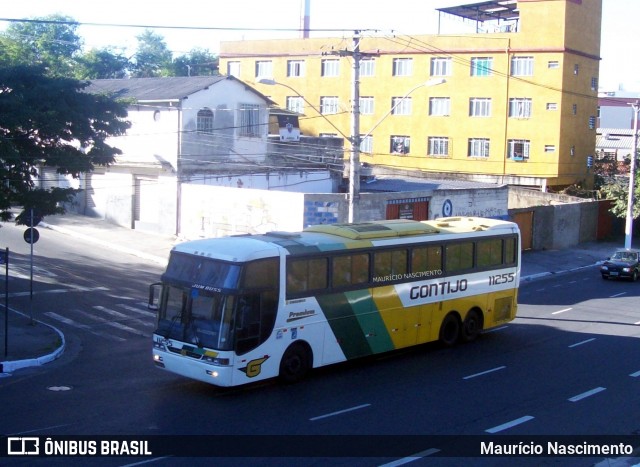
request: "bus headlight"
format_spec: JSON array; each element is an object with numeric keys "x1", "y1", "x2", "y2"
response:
[{"x1": 203, "y1": 356, "x2": 230, "y2": 366}]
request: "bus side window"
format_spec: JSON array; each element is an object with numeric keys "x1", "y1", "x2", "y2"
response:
[
  {"x1": 411, "y1": 245, "x2": 442, "y2": 273},
  {"x1": 477, "y1": 238, "x2": 503, "y2": 268}
]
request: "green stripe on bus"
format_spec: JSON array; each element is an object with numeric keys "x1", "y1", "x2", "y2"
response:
[{"x1": 317, "y1": 291, "x2": 394, "y2": 359}]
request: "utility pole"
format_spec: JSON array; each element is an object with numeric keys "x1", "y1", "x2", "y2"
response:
[
  {"x1": 329, "y1": 31, "x2": 378, "y2": 223},
  {"x1": 624, "y1": 101, "x2": 640, "y2": 249}
]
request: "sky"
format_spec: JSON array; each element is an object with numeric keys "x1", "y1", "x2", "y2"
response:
[{"x1": 0, "y1": 0, "x2": 637, "y2": 91}]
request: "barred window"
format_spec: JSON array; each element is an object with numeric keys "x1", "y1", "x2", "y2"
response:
[
  {"x1": 392, "y1": 58, "x2": 413, "y2": 76},
  {"x1": 390, "y1": 136, "x2": 410, "y2": 154},
  {"x1": 321, "y1": 59, "x2": 340, "y2": 77},
  {"x1": 469, "y1": 98, "x2": 491, "y2": 117},
  {"x1": 286, "y1": 96, "x2": 304, "y2": 114},
  {"x1": 471, "y1": 57, "x2": 492, "y2": 76},
  {"x1": 287, "y1": 60, "x2": 305, "y2": 77},
  {"x1": 320, "y1": 96, "x2": 339, "y2": 115},
  {"x1": 509, "y1": 98, "x2": 532, "y2": 118},
  {"x1": 468, "y1": 138, "x2": 490, "y2": 158},
  {"x1": 511, "y1": 56, "x2": 534, "y2": 76},
  {"x1": 431, "y1": 57, "x2": 452, "y2": 76},
  {"x1": 238, "y1": 104, "x2": 261, "y2": 137},
  {"x1": 359, "y1": 97, "x2": 374, "y2": 115},
  {"x1": 507, "y1": 139, "x2": 530, "y2": 160},
  {"x1": 255, "y1": 60, "x2": 273, "y2": 79},
  {"x1": 196, "y1": 108, "x2": 214, "y2": 133},
  {"x1": 391, "y1": 97, "x2": 412, "y2": 115},
  {"x1": 429, "y1": 97, "x2": 450, "y2": 116},
  {"x1": 360, "y1": 59, "x2": 375, "y2": 77},
  {"x1": 428, "y1": 137, "x2": 449, "y2": 156}
]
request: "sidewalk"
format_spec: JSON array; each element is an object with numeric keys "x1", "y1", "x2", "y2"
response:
[{"x1": 0, "y1": 213, "x2": 624, "y2": 374}]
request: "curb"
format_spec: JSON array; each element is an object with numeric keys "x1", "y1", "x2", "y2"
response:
[{"x1": 0, "y1": 310, "x2": 66, "y2": 374}]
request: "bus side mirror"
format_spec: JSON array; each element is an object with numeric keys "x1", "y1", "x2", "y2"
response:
[{"x1": 148, "y1": 283, "x2": 161, "y2": 311}]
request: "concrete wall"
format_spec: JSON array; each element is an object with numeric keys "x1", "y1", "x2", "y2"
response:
[
  {"x1": 509, "y1": 201, "x2": 598, "y2": 250},
  {"x1": 179, "y1": 184, "x2": 509, "y2": 239}
]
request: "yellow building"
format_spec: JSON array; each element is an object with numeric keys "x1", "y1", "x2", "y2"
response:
[{"x1": 220, "y1": 0, "x2": 601, "y2": 191}]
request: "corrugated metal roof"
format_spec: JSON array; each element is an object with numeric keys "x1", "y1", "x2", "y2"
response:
[
  {"x1": 597, "y1": 128, "x2": 639, "y2": 150},
  {"x1": 361, "y1": 176, "x2": 504, "y2": 193},
  {"x1": 86, "y1": 75, "x2": 274, "y2": 104}
]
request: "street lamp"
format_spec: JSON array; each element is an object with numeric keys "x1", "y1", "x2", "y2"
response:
[{"x1": 624, "y1": 101, "x2": 640, "y2": 249}]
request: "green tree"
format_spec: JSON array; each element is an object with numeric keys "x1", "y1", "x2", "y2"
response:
[
  {"x1": 131, "y1": 30, "x2": 173, "y2": 77},
  {"x1": 0, "y1": 65, "x2": 130, "y2": 224},
  {"x1": 599, "y1": 175, "x2": 640, "y2": 219},
  {"x1": 1, "y1": 15, "x2": 83, "y2": 76},
  {"x1": 171, "y1": 48, "x2": 219, "y2": 76},
  {"x1": 75, "y1": 47, "x2": 131, "y2": 79}
]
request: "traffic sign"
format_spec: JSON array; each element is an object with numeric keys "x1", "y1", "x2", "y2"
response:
[{"x1": 24, "y1": 228, "x2": 40, "y2": 244}]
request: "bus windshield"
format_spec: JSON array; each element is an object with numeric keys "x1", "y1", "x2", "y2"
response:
[{"x1": 156, "y1": 286, "x2": 237, "y2": 351}]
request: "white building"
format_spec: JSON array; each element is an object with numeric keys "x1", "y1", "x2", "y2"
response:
[{"x1": 76, "y1": 75, "x2": 274, "y2": 235}]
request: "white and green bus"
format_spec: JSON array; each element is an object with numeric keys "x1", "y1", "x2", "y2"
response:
[{"x1": 149, "y1": 217, "x2": 520, "y2": 387}]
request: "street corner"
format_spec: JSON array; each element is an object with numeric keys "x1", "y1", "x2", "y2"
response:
[{"x1": 1, "y1": 312, "x2": 65, "y2": 373}]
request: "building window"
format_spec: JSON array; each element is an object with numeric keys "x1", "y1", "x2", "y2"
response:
[
  {"x1": 197, "y1": 108, "x2": 214, "y2": 133},
  {"x1": 227, "y1": 61, "x2": 240, "y2": 77},
  {"x1": 511, "y1": 56, "x2": 533, "y2": 76},
  {"x1": 360, "y1": 135, "x2": 373, "y2": 154},
  {"x1": 572, "y1": 104, "x2": 577, "y2": 115},
  {"x1": 588, "y1": 116, "x2": 596, "y2": 129},
  {"x1": 428, "y1": 137, "x2": 449, "y2": 156},
  {"x1": 509, "y1": 98, "x2": 532, "y2": 118},
  {"x1": 255, "y1": 60, "x2": 273, "y2": 79},
  {"x1": 392, "y1": 58, "x2": 413, "y2": 76},
  {"x1": 320, "y1": 96, "x2": 339, "y2": 114},
  {"x1": 468, "y1": 138, "x2": 490, "y2": 158},
  {"x1": 360, "y1": 59, "x2": 375, "y2": 77},
  {"x1": 286, "y1": 96, "x2": 304, "y2": 114},
  {"x1": 429, "y1": 97, "x2": 450, "y2": 116},
  {"x1": 469, "y1": 98, "x2": 491, "y2": 117},
  {"x1": 548, "y1": 60, "x2": 559, "y2": 69},
  {"x1": 546, "y1": 103, "x2": 558, "y2": 111},
  {"x1": 544, "y1": 145, "x2": 556, "y2": 153},
  {"x1": 238, "y1": 104, "x2": 261, "y2": 137},
  {"x1": 391, "y1": 96, "x2": 412, "y2": 115},
  {"x1": 591, "y1": 77, "x2": 598, "y2": 91},
  {"x1": 390, "y1": 136, "x2": 410, "y2": 154},
  {"x1": 471, "y1": 57, "x2": 492, "y2": 76},
  {"x1": 574, "y1": 64, "x2": 579, "y2": 75},
  {"x1": 431, "y1": 57, "x2": 452, "y2": 76},
  {"x1": 287, "y1": 60, "x2": 305, "y2": 77},
  {"x1": 507, "y1": 139, "x2": 530, "y2": 160},
  {"x1": 359, "y1": 97, "x2": 374, "y2": 115},
  {"x1": 321, "y1": 59, "x2": 340, "y2": 77}
]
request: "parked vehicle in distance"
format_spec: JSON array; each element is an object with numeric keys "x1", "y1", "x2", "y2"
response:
[{"x1": 600, "y1": 249, "x2": 640, "y2": 281}]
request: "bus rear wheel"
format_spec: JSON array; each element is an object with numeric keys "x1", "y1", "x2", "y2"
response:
[
  {"x1": 279, "y1": 342, "x2": 312, "y2": 384},
  {"x1": 461, "y1": 309, "x2": 482, "y2": 343},
  {"x1": 439, "y1": 313, "x2": 460, "y2": 346}
]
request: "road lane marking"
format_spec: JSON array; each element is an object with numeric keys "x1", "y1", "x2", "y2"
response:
[
  {"x1": 634, "y1": 321, "x2": 640, "y2": 325},
  {"x1": 630, "y1": 370, "x2": 640, "y2": 377},
  {"x1": 463, "y1": 366, "x2": 506, "y2": 380},
  {"x1": 568, "y1": 338, "x2": 596, "y2": 348},
  {"x1": 310, "y1": 403, "x2": 371, "y2": 421},
  {"x1": 610, "y1": 292, "x2": 627, "y2": 298},
  {"x1": 8, "y1": 286, "x2": 108, "y2": 298},
  {"x1": 568, "y1": 387, "x2": 606, "y2": 402},
  {"x1": 45, "y1": 312, "x2": 126, "y2": 341},
  {"x1": 378, "y1": 448, "x2": 441, "y2": 467},
  {"x1": 117, "y1": 303, "x2": 155, "y2": 318},
  {"x1": 485, "y1": 415, "x2": 534, "y2": 433},
  {"x1": 552, "y1": 307, "x2": 572, "y2": 315},
  {"x1": 93, "y1": 305, "x2": 153, "y2": 327}
]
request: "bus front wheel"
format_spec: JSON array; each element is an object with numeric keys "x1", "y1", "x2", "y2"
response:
[
  {"x1": 439, "y1": 313, "x2": 460, "y2": 346},
  {"x1": 279, "y1": 342, "x2": 312, "y2": 384}
]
